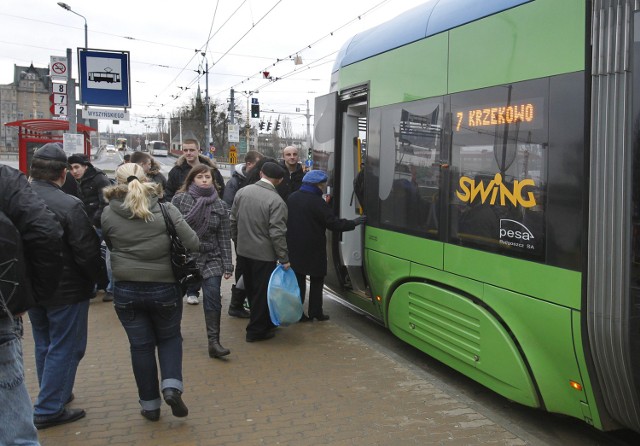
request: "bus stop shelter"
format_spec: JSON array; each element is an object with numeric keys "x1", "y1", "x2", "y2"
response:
[{"x1": 4, "y1": 119, "x2": 95, "y2": 174}]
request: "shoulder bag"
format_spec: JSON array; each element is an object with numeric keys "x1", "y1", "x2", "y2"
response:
[{"x1": 158, "y1": 203, "x2": 202, "y2": 293}]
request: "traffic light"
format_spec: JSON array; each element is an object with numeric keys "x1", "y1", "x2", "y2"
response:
[
  {"x1": 259, "y1": 121, "x2": 265, "y2": 130},
  {"x1": 275, "y1": 121, "x2": 280, "y2": 132},
  {"x1": 251, "y1": 103, "x2": 260, "y2": 118},
  {"x1": 267, "y1": 121, "x2": 272, "y2": 131}
]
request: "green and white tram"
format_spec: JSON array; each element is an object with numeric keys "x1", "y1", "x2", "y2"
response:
[{"x1": 314, "y1": 0, "x2": 640, "y2": 432}]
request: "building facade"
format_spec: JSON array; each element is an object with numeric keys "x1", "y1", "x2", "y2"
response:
[{"x1": 0, "y1": 64, "x2": 52, "y2": 153}]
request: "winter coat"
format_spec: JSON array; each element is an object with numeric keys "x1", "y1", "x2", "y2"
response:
[
  {"x1": 101, "y1": 185, "x2": 199, "y2": 283},
  {"x1": 76, "y1": 164, "x2": 112, "y2": 228},
  {"x1": 30, "y1": 179, "x2": 101, "y2": 306},
  {"x1": 222, "y1": 163, "x2": 248, "y2": 207},
  {"x1": 0, "y1": 166, "x2": 64, "y2": 315},
  {"x1": 164, "y1": 155, "x2": 224, "y2": 203},
  {"x1": 275, "y1": 161, "x2": 304, "y2": 201},
  {"x1": 172, "y1": 192, "x2": 233, "y2": 279},
  {"x1": 230, "y1": 180, "x2": 289, "y2": 263},
  {"x1": 147, "y1": 162, "x2": 167, "y2": 191},
  {"x1": 286, "y1": 186, "x2": 356, "y2": 276}
]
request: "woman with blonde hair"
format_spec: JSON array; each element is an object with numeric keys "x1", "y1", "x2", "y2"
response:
[
  {"x1": 172, "y1": 164, "x2": 233, "y2": 358},
  {"x1": 101, "y1": 163, "x2": 199, "y2": 421}
]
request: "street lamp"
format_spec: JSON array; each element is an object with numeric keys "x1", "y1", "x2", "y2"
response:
[
  {"x1": 200, "y1": 52, "x2": 212, "y2": 149},
  {"x1": 57, "y1": 2, "x2": 88, "y2": 48}
]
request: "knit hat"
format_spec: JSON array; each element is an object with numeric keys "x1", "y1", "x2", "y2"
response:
[
  {"x1": 67, "y1": 153, "x2": 90, "y2": 165},
  {"x1": 302, "y1": 169, "x2": 328, "y2": 184},
  {"x1": 33, "y1": 143, "x2": 67, "y2": 162},
  {"x1": 261, "y1": 161, "x2": 285, "y2": 179}
]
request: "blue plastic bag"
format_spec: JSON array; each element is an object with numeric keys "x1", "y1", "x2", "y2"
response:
[{"x1": 267, "y1": 264, "x2": 303, "y2": 326}]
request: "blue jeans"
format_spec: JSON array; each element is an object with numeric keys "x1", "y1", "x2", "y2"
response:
[
  {"x1": 0, "y1": 317, "x2": 40, "y2": 445},
  {"x1": 186, "y1": 284, "x2": 200, "y2": 298},
  {"x1": 113, "y1": 282, "x2": 184, "y2": 411},
  {"x1": 201, "y1": 276, "x2": 222, "y2": 312},
  {"x1": 29, "y1": 300, "x2": 90, "y2": 417}
]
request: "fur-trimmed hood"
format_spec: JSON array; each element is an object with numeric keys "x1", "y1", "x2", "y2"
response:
[{"x1": 174, "y1": 154, "x2": 217, "y2": 168}]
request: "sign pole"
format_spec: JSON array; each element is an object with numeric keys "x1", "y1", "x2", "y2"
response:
[{"x1": 67, "y1": 47, "x2": 77, "y2": 134}]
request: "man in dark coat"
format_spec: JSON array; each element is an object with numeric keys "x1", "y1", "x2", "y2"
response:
[
  {"x1": 276, "y1": 145, "x2": 304, "y2": 201},
  {"x1": 0, "y1": 164, "x2": 63, "y2": 444},
  {"x1": 29, "y1": 143, "x2": 102, "y2": 429},
  {"x1": 68, "y1": 153, "x2": 111, "y2": 229},
  {"x1": 130, "y1": 151, "x2": 167, "y2": 190},
  {"x1": 164, "y1": 139, "x2": 224, "y2": 203},
  {"x1": 286, "y1": 170, "x2": 366, "y2": 321}
]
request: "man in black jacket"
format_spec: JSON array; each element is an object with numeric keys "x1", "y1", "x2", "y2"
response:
[
  {"x1": 68, "y1": 153, "x2": 111, "y2": 228},
  {"x1": 68, "y1": 153, "x2": 112, "y2": 300},
  {"x1": 0, "y1": 164, "x2": 63, "y2": 445},
  {"x1": 276, "y1": 145, "x2": 304, "y2": 201},
  {"x1": 29, "y1": 143, "x2": 102, "y2": 430},
  {"x1": 164, "y1": 139, "x2": 225, "y2": 203}
]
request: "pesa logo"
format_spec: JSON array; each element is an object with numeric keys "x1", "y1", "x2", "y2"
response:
[{"x1": 499, "y1": 219, "x2": 534, "y2": 248}]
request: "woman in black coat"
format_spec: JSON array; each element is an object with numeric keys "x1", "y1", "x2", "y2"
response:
[{"x1": 286, "y1": 170, "x2": 365, "y2": 321}]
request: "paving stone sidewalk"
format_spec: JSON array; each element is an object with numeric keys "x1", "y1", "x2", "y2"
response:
[{"x1": 22, "y1": 283, "x2": 528, "y2": 446}]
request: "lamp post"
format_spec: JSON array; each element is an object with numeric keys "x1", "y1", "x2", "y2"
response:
[
  {"x1": 58, "y1": 2, "x2": 88, "y2": 140},
  {"x1": 200, "y1": 52, "x2": 212, "y2": 150},
  {"x1": 57, "y1": 2, "x2": 87, "y2": 48}
]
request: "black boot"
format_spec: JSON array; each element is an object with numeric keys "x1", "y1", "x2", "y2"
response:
[
  {"x1": 228, "y1": 285, "x2": 250, "y2": 318},
  {"x1": 205, "y1": 310, "x2": 230, "y2": 358}
]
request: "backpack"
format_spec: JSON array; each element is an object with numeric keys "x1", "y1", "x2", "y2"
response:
[{"x1": 0, "y1": 210, "x2": 32, "y2": 317}]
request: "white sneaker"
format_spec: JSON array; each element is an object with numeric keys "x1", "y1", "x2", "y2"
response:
[{"x1": 186, "y1": 295, "x2": 199, "y2": 305}]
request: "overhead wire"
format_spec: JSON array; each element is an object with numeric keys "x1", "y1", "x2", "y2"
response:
[{"x1": 213, "y1": 0, "x2": 391, "y2": 98}]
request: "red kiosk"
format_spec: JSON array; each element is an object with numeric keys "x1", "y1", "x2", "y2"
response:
[{"x1": 4, "y1": 119, "x2": 95, "y2": 174}]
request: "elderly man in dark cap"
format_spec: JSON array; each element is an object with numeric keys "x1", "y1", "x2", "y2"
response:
[
  {"x1": 230, "y1": 162, "x2": 290, "y2": 342},
  {"x1": 286, "y1": 170, "x2": 366, "y2": 321},
  {"x1": 29, "y1": 143, "x2": 101, "y2": 429}
]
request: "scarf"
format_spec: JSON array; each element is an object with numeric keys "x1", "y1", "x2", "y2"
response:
[
  {"x1": 300, "y1": 183, "x2": 323, "y2": 196},
  {"x1": 185, "y1": 183, "x2": 218, "y2": 238}
]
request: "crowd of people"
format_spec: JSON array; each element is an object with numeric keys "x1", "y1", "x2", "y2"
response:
[{"x1": 0, "y1": 140, "x2": 365, "y2": 444}]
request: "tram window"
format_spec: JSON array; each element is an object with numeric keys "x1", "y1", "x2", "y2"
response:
[
  {"x1": 449, "y1": 79, "x2": 548, "y2": 261},
  {"x1": 377, "y1": 98, "x2": 444, "y2": 238}
]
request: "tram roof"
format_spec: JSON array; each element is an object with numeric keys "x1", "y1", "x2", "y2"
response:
[{"x1": 334, "y1": 0, "x2": 532, "y2": 71}]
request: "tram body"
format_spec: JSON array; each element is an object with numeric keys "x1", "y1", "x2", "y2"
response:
[{"x1": 314, "y1": 0, "x2": 640, "y2": 432}]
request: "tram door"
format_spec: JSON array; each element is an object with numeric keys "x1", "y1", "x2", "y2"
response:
[{"x1": 314, "y1": 88, "x2": 369, "y2": 296}]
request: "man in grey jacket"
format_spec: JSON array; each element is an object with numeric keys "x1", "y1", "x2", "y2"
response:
[{"x1": 230, "y1": 162, "x2": 289, "y2": 342}]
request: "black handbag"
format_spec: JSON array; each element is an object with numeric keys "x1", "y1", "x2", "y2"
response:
[{"x1": 158, "y1": 203, "x2": 202, "y2": 293}]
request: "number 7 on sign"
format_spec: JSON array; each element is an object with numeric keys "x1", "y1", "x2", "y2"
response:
[{"x1": 53, "y1": 94, "x2": 67, "y2": 105}]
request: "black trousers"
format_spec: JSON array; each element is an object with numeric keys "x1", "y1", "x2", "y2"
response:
[
  {"x1": 295, "y1": 273, "x2": 325, "y2": 318},
  {"x1": 241, "y1": 256, "x2": 277, "y2": 336}
]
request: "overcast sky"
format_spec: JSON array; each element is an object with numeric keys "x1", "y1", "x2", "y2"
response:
[{"x1": 1, "y1": 0, "x2": 426, "y2": 135}]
